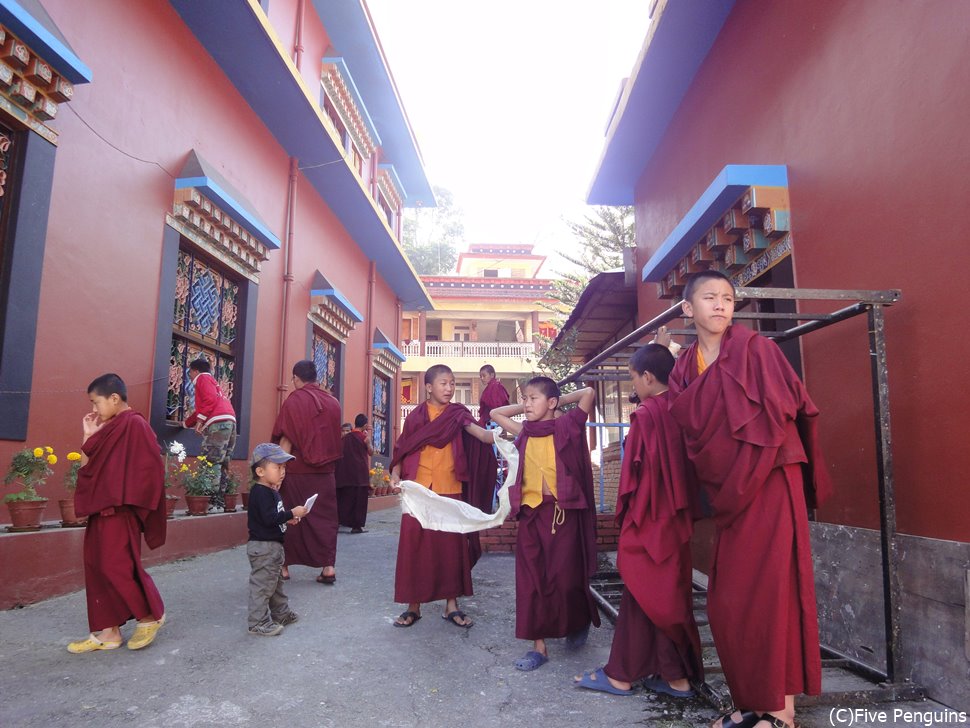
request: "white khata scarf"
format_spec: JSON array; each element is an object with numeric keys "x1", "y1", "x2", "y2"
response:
[{"x1": 398, "y1": 430, "x2": 518, "y2": 534}]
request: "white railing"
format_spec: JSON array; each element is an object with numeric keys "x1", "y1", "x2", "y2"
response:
[
  {"x1": 400, "y1": 341, "x2": 536, "y2": 359},
  {"x1": 399, "y1": 404, "x2": 525, "y2": 432}
]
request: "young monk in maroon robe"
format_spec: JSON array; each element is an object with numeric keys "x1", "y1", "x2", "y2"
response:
[
  {"x1": 668, "y1": 271, "x2": 832, "y2": 728},
  {"x1": 478, "y1": 364, "x2": 510, "y2": 426},
  {"x1": 575, "y1": 344, "x2": 703, "y2": 696},
  {"x1": 389, "y1": 364, "x2": 494, "y2": 628},
  {"x1": 335, "y1": 414, "x2": 373, "y2": 533},
  {"x1": 273, "y1": 360, "x2": 343, "y2": 584},
  {"x1": 68, "y1": 373, "x2": 167, "y2": 653},
  {"x1": 490, "y1": 378, "x2": 600, "y2": 672}
]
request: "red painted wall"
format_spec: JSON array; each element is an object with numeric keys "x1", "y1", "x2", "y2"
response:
[
  {"x1": 633, "y1": 0, "x2": 970, "y2": 541},
  {"x1": 0, "y1": 0, "x2": 404, "y2": 522}
]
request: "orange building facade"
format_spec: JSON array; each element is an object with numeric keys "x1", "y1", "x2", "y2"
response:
[{"x1": 0, "y1": 0, "x2": 431, "y2": 604}]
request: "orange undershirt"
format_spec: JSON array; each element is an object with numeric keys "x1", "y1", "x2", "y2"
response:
[
  {"x1": 697, "y1": 347, "x2": 709, "y2": 375},
  {"x1": 414, "y1": 402, "x2": 462, "y2": 495},
  {"x1": 522, "y1": 434, "x2": 558, "y2": 508}
]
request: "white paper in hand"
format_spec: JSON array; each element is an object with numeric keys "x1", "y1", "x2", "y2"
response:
[{"x1": 303, "y1": 493, "x2": 318, "y2": 512}]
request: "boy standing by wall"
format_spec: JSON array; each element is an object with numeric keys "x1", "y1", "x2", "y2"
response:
[
  {"x1": 575, "y1": 344, "x2": 703, "y2": 696},
  {"x1": 184, "y1": 358, "x2": 237, "y2": 508},
  {"x1": 68, "y1": 373, "x2": 167, "y2": 653},
  {"x1": 668, "y1": 271, "x2": 831, "y2": 728},
  {"x1": 247, "y1": 443, "x2": 308, "y2": 636}
]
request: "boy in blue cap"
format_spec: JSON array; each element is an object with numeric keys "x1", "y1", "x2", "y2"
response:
[{"x1": 247, "y1": 443, "x2": 308, "y2": 636}]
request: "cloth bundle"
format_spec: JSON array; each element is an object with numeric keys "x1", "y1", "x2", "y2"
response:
[{"x1": 398, "y1": 430, "x2": 518, "y2": 533}]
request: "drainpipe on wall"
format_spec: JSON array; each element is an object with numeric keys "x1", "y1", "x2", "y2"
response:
[
  {"x1": 365, "y1": 260, "x2": 376, "y2": 422},
  {"x1": 278, "y1": 156, "x2": 299, "y2": 410},
  {"x1": 293, "y1": 0, "x2": 306, "y2": 71}
]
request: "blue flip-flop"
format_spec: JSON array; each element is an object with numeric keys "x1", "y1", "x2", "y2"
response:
[
  {"x1": 641, "y1": 676, "x2": 696, "y2": 698},
  {"x1": 573, "y1": 667, "x2": 633, "y2": 696},
  {"x1": 514, "y1": 650, "x2": 548, "y2": 671}
]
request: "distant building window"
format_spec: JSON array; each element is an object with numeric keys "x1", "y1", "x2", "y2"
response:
[
  {"x1": 168, "y1": 248, "x2": 239, "y2": 423},
  {"x1": 351, "y1": 142, "x2": 364, "y2": 176},
  {"x1": 323, "y1": 94, "x2": 347, "y2": 146},
  {"x1": 377, "y1": 191, "x2": 394, "y2": 227},
  {"x1": 372, "y1": 372, "x2": 390, "y2": 456},
  {"x1": 312, "y1": 328, "x2": 341, "y2": 393},
  {"x1": 483, "y1": 269, "x2": 498, "y2": 277}
]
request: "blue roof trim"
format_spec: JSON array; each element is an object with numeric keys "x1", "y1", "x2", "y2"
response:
[
  {"x1": 588, "y1": 0, "x2": 736, "y2": 204},
  {"x1": 311, "y1": 0, "x2": 434, "y2": 208},
  {"x1": 0, "y1": 0, "x2": 92, "y2": 83},
  {"x1": 310, "y1": 287, "x2": 364, "y2": 323},
  {"x1": 175, "y1": 175, "x2": 281, "y2": 250},
  {"x1": 641, "y1": 165, "x2": 788, "y2": 282},
  {"x1": 168, "y1": 0, "x2": 432, "y2": 308},
  {"x1": 377, "y1": 162, "x2": 407, "y2": 200},
  {"x1": 322, "y1": 55, "x2": 382, "y2": 148},
  {"x1": 373, "y1": 328, "x2": 406, "y2": 363}
]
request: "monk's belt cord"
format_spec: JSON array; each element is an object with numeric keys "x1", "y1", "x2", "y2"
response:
[{"x1": 551, "y1": 503, "x2": 565, "y2": 534}]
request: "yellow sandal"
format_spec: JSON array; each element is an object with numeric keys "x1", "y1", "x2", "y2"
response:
[
  {"x1": 67, "y1": 633, "x2": 123, "y2": 653},
  {"x1": 128, "y1": 614, "x2": 166, "y2": 650}
]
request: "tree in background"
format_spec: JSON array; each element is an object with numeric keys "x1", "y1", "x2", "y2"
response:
[
  {"x1": 401, "y1": 185, "x2": 463, "y2": 274},
  {"x1": 552, "y1": 205, "x2": 635, "y2": 310},
  {"x1": 535, "y1": 205, "x2": 635, "y2": 378}
]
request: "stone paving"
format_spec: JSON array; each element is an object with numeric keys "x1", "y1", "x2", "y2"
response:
[{"x1": 0, "y1": 507, "x2": 953, "y2": 728}]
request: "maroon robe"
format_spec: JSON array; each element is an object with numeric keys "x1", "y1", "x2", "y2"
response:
[
  {"x1": 391, "y1": 401, "x2": 486, "y2": 603},
  {"x1": 470, "y1": 378, "x2": 508, "y2": 513},
  {"x1": 511, "y1": 408, "x2": 600, "y2": 640},
  {"x1": 478, "y1": 377, "x2": 510, "y2": 426},
  {"x1": 335, "y1": 430, "x2": 370, "y2": 529},
  {"x1": 273, "y1": 383, "x2": 342, "y2": 569},
  {"x1": 668, "y1": 325, "x2": 833, "y2": 710},
  {"x1": 604, "y1": 392, "x2": 703, "y2": 684},
  {"x1": 75, "y1": 410, "x2": 166, "y2": 630}
]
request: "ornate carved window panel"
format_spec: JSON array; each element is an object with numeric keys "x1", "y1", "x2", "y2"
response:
[
  {"x1": 320, "y1": 55, "x2": 379, "y2": 159},
  {"x1": 0, "y1": 21, "x2": 90, "y2": 144}
]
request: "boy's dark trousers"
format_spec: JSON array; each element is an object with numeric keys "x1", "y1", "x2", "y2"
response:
[{"x1": 247, "y1": 540, "x2": 290, "y2": 628}]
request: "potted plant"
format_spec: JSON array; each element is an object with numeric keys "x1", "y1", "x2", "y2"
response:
[
  {"x1": 370, "y1": 462, "x2": 393, "y2": 497},
  {"x1": 164, "y1": 441, "x2": 187, "y2": 519},
  {"x1": 223, "y1": 468, "x2": 241, "y2": 512},
  {"x1": 241, "y1": 474, "x2": 252, "y2": 510},
  {"x1": 183, "y1": 455, "x2": 218, "y2": 516},
  {"x1": 59, "y1": 451, "x2": 86, "y2": 527},
  {"x1": 3, "y1": 446, "x2": 56, "y2": 531}
]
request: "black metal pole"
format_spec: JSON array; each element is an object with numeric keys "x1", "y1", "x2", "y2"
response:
[{"x1": 867, "y1": 303, "x2": 903, "y2": 682}]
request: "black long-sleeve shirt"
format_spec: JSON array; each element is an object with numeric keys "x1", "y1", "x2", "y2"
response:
[{"x1": 247, "y1": 483, "x2": 293, "y2": 543}]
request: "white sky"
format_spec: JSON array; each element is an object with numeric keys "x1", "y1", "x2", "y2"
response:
[{"x1": 366, "y1": 0, "x2": 651, "y2": 271}]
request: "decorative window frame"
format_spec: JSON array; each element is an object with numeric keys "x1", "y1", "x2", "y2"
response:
[
  {"x1": 0, "y1": 20, "x2": 90, "y2": 145},
  {"x1": 307, "y1": 271, "x2": 363, "y2": 403},
  {"x1": 150, "y1": 155, "x2": 277, "y2": 456},
  {"x1": 372, "y1": 328, "x2": 405, "y2": 460},
  {"x1": 640, "y1": 164, "x2": 791, "y2": 295},
  {"x1": 0, "y1": 12, "x2": 90, "y2": 439},
  {"x1": 320, "y1": 55, "x2": 380, "y2": 160}
]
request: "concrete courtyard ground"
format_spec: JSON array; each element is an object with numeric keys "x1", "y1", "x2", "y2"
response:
[{"x1": 0, "y1": 507, "x2": 949, "y2": 727}]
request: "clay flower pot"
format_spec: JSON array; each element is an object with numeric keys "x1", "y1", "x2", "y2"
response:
[
  {"x1": 165, "y1": 495, "x2": 180, "y2": 519},
  {"x1": 240, "y1": 491, "x2": 250, "y2": 510},
  {"x1": 5, "y1": 499, "x2": 48, "y2": 532},
  {"x1": 58, "y1": 498, "x2": 86, "y2": 528},
  {"x1": 184, "y1": 495, "x2": 210, "y2": 516},
  {"x1": 223, "y1": 493, "x2": 239, "y2": 513}
]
